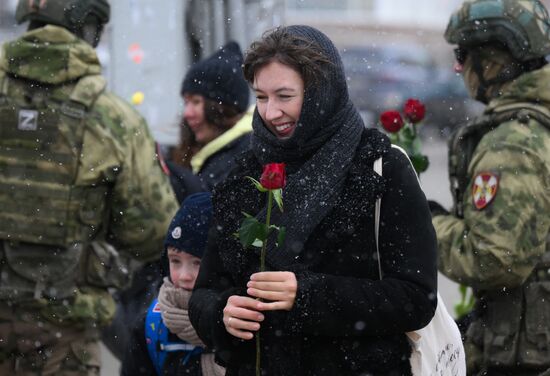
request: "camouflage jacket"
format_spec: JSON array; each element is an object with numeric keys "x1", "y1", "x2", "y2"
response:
[
  {"x1": 0, "y1": 26, "x2": 178, "y2": 324},
  {"x1": 434, "y1": 65, "x2": 550, "y2": 291}
]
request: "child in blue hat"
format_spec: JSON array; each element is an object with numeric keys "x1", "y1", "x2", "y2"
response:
[{"x1": 121, "y1": 192, "x2": 224, "y2": 376}]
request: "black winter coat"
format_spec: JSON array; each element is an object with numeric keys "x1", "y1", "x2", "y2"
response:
[
  {"x1": 189, "y1": 131, "x2": 438, "y2": 376},
  {"x1": 167, "y1": 133, "x2": 251, "y2": 204},
  {"x1": 198, "y1": 133, "x2": 251, "y2": 191}
]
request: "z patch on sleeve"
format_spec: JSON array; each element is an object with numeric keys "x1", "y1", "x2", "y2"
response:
[{"x1": 472, "y1": 172, "x2": 499, "y2": 210}]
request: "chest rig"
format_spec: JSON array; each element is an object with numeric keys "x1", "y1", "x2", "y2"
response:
[{"x1": 0, "y1": 71, "x2": 108, "y2": 248}]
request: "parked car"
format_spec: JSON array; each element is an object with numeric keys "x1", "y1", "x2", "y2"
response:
[{"x1": 340, "y1": 44, "x2": 482, "y2": 134}]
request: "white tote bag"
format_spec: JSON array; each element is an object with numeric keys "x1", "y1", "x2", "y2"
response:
[{"x1": 373, "y1": 148, "x2": 466, "y2": 376}]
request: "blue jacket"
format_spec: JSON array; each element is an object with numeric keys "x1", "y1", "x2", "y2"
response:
[{"x1": 121, "y1": 299, "x2": 204, "y2": 376}]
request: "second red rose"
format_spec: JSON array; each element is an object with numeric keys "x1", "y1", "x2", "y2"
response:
[{"x1": 403, "y1": 98, "x2": 426, "y2": 124}]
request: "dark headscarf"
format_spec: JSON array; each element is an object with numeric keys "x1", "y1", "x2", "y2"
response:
[{"x1": 251, "y1": 25, "x2": 364, "y2": 268}]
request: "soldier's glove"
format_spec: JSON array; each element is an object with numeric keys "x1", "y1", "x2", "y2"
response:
[{"x1": 428, "y1": 200, "x2": 449, "y2": 217}]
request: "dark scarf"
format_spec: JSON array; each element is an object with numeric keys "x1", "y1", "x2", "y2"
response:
[{"x1": 250, "y1": 25, "x2": 364, "y2": 269}]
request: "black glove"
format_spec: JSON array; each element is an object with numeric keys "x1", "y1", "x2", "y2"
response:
[{"x1": 428, "y1": 200, "x2": 449, "y2": 217}]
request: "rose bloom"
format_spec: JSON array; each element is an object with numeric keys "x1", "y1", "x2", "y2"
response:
[
  {"x1": 380, "y1": 110, "x2": 404, "y2": 133},
  {"x1": 260, "y1": 163, "x2": 286, "y2": 190},
  {"x1": 403, "y1": 98, "x2": 426, "y2": 124}
]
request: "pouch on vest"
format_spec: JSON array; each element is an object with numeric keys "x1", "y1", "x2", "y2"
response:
[
  {"x1": 0, "y1": 241, "x2": 83, "y2": 301},
  {"x1": 481, "y1": 287, "x2": 522, "y2": 367},
  {"x1": 79, "y1": 241, "x2": 131, "y2": 290},
  {"x1": 518, "y1": 280, "x2": 550, "y2": 367}
]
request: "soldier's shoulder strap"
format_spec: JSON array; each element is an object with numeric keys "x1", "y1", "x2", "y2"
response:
[
  {"x1": 0, "y1": 72, "x2": 106, "y2": 115},
  {"x1": 70, "y1": 75, "x2": 106, "y2": 108},
  {"x1": 489, "y1": 102, "x2": 550, "y2": 131},
  {"x1": 0, "y1": 70, "x2": 8, "y2": 98},
  {"x1": 448, "y1": 102, "x2": 550, "y2": 218},
  {"x1": 453, "y1": 101, "x2": 550, "y2": 160},
  {"x1": 60, "y1": 74, "x2": 106, "y2": 119}
]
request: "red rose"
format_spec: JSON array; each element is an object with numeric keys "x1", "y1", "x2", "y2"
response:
[
  {"x1": 260, "y1": 163, "x2": 286, "y2": 190},
  {"x1": 380, "y1": 110, "x2": 404, "y2": 133},
  {"x1": 403, "y1": 98, "x2": 426, "y2": 124}
]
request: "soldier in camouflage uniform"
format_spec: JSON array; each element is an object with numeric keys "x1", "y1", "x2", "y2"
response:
[
  {"x1": 0, "y1": 0, "x2": 178, "y2": 374},
  {"x1": 431, "y1": 0, "x2": 550, "y2": 375}
]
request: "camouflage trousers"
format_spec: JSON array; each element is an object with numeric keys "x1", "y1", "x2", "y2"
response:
[{"x1": 0, "y1": 304, "x2": 101, "y2": 376}]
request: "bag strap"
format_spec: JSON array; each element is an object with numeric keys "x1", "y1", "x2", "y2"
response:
[
  {"x1": 374, "y1": 156, "x2": 383, "y2": 280},
  {"x1": 373, "y1": 145, "x2": 420, "y2": 280},
  {"x1": 145, "y1": 299, "x2": 165, "y2": 375}
]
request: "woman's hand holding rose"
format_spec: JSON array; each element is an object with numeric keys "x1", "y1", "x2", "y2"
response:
[
  {"x1": 223, "y1": 271, "x2": 297, "y2": 339},
  {"x1": 247, "y1": 271, "x2": 297, "y2": 311}
]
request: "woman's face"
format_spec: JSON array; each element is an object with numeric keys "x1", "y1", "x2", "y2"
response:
[
  {"x1": 167, "y1": 247, "x2": 201, "y2": 291},
  {"x1": 182, "y1": 93, "x2": 223, "y2": 144},
  {"x1": 253, "y1": 60, "x2": 304, "y2": 139}
]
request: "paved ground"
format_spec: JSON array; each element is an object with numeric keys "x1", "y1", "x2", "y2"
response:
[{"x1": 100, "y1": 132, "x2": 462, "y2": 375}]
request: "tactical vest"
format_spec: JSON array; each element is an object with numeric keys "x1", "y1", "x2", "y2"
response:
[
  {"x1": 0, "y1": 71, "x2": 111, "y2": 301},
  {"x1": 450, "y1": 103, "x2": 550, "y2": 369},
  {"x1": 0, "y1": 71, "x2": 109, "y2": 247}
]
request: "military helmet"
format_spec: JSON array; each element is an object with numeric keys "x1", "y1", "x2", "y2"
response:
[
  {"x1": 16, "y1": 0, "x2": 110, "y2": 30},
  {"x1": 445, "y1": 0, "x2": 550, "y2": 61}
]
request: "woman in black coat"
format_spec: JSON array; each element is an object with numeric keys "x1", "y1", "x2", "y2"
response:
[{"x1": 189, "y1": 25, "x2": 438, "y2": 376}]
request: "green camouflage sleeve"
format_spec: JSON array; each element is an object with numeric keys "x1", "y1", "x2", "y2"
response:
[
  {"x1": 434, "y1": 120, "x2": 550, "y2": 290},
  {"x1": 87, "y1": 93, "x2": 178, "y2": 263}
]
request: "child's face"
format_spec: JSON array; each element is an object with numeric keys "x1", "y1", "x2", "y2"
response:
[{"x1": 167, "y1": 247, "x2": 201, "y2": 291}]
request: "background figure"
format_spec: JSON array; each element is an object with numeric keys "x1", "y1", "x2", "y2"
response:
[
  {"x1": 121, "y1": 192, "x2": 224, "y2": 376},
  {"x1": 189, "y1": 25, "x2": 438, "y2": 375},
  {"x1": 168, "y1": 41, "x2": 252, "y2": 203},
  {"x1": 431, "y1": 1, "x2": 550, "y2": 375},
  {"x1": 0, "y1": 0, "x2": 178, "y2": 374}
]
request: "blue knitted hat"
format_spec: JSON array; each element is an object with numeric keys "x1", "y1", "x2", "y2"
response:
[{"x1": 164, "y1": 192, "x2": 213, "y2": 258}]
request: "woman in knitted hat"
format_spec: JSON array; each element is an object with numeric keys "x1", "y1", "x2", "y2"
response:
[
  {"x1": 189, "y1": 26, "x2": 438, "y2": 375},
  {"x1": 121, "y1": 192, "x2": 224, "y2": 376},
  {"x1": 168, "y1": 41, "x2": 252, "y2": 203}
]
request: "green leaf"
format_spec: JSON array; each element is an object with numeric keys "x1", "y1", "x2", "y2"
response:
[
  {"x1": 411, "y1": 135, "x2": 423, "y2": 155},
  {"x1": 401, "y1": 125, "x2": 415, "y2": 140},
  {"x1": 410, "y1": 154, "x2": 429, "y2": 174},
  {"x1": 276, "y1": 226, "x2": 286, "y2": 247},
  {"x1": 272, "y1": 189, "x2": 284, "y2": 212},
  {"x1": 459, "y1": 284, "x2": 467, "y2": 299},
  {"x1": 238, "y1": 217, "x2": 268, "y2": 248},
  {"x1": 388, "y1": 133, "x2": 400, "y2": 145},
  {"x1": 242, "y1": 211, "x2": 253, "y2": 218},
  {"x1": 251, "y1": 239, "x2": 263, "y2": 248},
  {"x1": 454, "y1": 285, "x2": 476, "y2": 319},
  {"x1": 245, "y1": 176, "x2": 268, "y2": 193}
]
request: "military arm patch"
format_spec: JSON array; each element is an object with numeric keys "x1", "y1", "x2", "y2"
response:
[{"x1": 472, "y1": 172, "x2": 499, "y2": 210}]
